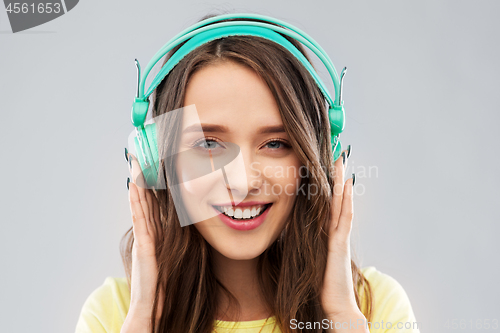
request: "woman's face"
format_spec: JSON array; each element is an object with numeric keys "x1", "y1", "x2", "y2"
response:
[{"x1": 177, "y1": 60, "x2": 302, "y2": 260}]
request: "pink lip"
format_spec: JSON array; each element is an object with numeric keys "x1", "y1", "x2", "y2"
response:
[
  {"x1": 212, "y1": 204, "x2": 272, "y2": 231},
  {"x1": 213, "y1": 201, "x2": 271, "y2": 208}
]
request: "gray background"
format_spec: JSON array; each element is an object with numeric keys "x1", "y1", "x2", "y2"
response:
[{"x1": 1, "y1": 0, "x2": 499, "y2": 332}]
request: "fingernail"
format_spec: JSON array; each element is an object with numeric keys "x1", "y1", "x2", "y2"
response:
[
  {"x1": 126, "y1": 177, "x2": 130, "y2": 190},
  {"x1": 347, "y1": 145, "x2": 352, "y2": 158},
  {"x1": 124, "y1": 148, "x2": 129, "y2": 162},
  {"x1": 128, "y1": 155, "x2": 132, "y2": 170},
  {"x1": 342, "y1": 151, "x2": 346, "y2": 165},
  {"x1": 352, "y1": 173, "x2": 356, "y2": 187}
]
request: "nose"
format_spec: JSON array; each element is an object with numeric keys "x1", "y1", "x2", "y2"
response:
[{"x1": 222, "y1": 148, "x2": 263, "y2": 201}]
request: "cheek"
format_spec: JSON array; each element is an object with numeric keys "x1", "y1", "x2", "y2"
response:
[
  {"x1": 176, "y1": 150, "x2": 214, "y2": 195},
  {"x1": 180, "y1": 174, "x2": 211, "y2": 195},
  {"x1": 176, "y1": 166, "x2": 237, "y2": 225},
  {"x1": 176, "y1": 175, "x2": 219, "y2": 224},
  {"x1": 262, "y1": 157, "x2": 302, "y2": 197}
]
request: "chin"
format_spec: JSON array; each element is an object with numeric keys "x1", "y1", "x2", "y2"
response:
[
  {"x1": 216, "y1": 245, "x2": 267, "y2": 261},
  {"x1": 208, "y1": 234, "x2": 270, "y2": 260}
]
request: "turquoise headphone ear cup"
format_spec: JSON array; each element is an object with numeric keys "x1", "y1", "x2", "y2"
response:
[
  {"x1": 133, "y1": 123, "x2": 159, "y2": 188},
  {"x1": 133, "y1": 131, "x2": 147, "y2": 183},
  {"x1": 329, "y1": 104, "x2": 345, "y2": 162},
  {"x1": 329, "y1": 104, "x2": 345, "y2": 136},
  {"x1": 145, "y1": 122, "x2": 159, "y2": 167},
  {"x1": 145, "y1": 123, "x2": 159, "y2": 182}
]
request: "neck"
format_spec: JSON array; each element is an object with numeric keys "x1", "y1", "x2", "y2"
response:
[{"x1": 212, "y1": 249, "x2": 272, "y2": 322}]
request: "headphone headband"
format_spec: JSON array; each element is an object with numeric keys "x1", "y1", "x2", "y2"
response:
[
  {"x1": 146, "y1": 23, "x2": 334, "y2": 105},
  {"x1": 132, "y1": 13, "x2": 345, "y2": 132},
  {"x1": 140, "y1": 13, "x2": 340, "y2": 97}
]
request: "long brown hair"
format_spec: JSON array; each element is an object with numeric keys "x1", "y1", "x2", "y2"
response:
[{"x1": 120, "y1": 11, "x2": 373, "y2": 333}]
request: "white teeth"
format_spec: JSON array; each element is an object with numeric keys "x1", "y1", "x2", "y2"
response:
[{"x1": 216, "y1": 204, "x2": 269, "y2": 220}]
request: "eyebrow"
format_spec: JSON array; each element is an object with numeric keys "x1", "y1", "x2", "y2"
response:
[{"x1": 182, "y1": 123, "x2": 286, "y2": 134}]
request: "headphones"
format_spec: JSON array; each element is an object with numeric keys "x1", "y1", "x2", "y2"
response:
[{"x1": 130, "y1": 13, "x2": 347, "y2": 188}]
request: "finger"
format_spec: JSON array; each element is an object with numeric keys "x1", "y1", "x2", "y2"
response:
[
  {"x1": 129, "y1": 181, "x2": 150, "y2": 241},
  {"x1": 129, "y1": 154, "x2": 152, "y2": 230},
  {"x1": 343, "y1": 145, "x2": 350, "y2": 172},
  {"x1": 331, "y1": 150, "x2": 348, "y2": 230},
  {"x1": 151, "y1": 190, "x2": 161, "y2": 237},
  {"x1": 145, "y1": 189, "x2": 155, "y2": 240},
  {"x1": 337, "y1": 175, "x2": 354, "y2": 237}
]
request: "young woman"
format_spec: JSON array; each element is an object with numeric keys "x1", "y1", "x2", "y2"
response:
[{"x1": 76, "y1": 13, "x2": 420, "y2": 333}]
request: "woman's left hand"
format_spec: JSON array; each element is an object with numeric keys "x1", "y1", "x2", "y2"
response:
[{"x1": 320, "y1": 147, "x2": 366, "y2": 324}]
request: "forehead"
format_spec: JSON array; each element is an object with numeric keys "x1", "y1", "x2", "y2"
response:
[{"x1": 183, "y1": 61, "x2": 283, "y2": 127}]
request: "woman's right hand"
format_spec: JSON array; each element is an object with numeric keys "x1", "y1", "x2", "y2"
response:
[{"x1": 122, "y1": 153, "x2": 164, "y2": 332}]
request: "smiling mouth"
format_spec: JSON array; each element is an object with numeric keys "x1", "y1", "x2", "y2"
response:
[{"x1": 212, "y1": 203, "x2": 272, "y2": 221}]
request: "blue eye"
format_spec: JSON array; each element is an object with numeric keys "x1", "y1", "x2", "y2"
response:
[
  {"x1": 265, "y1": 140, "x2": 289, "y2": 149},
  {"x1": 194, "y1": 138, "x2": 223, "y2": 150}
]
